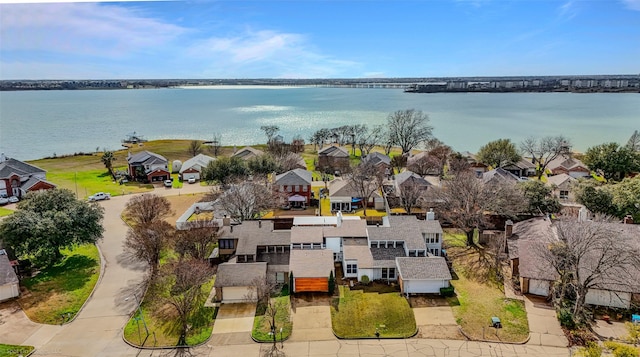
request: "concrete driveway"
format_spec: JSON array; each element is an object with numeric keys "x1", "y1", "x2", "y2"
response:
[
  {"x1": 289, "y1": 295, "x2": 334, "y2": 341},
  {"x1": 524, "y1": 295, "x2": 568, "y2": 347},
  {"x1": 210, "y1": 303, "x2": 256, "y2": 345},
  {"x1": 413, "y1": 305, "x2": 464, "y2": 340}
]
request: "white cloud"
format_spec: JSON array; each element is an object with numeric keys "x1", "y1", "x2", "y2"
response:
[
  {"x1": 558, "y1": 0, "x2": 578, "y2": 20},
  {"x1": 0, "y1": 3, "x2": 187, "y2": 57},
  {"x1": 621, "y1": 0, "x2": 640, "y2": 10}
]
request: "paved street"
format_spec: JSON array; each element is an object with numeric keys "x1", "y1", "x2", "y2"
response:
[{"x1": 0, "y1": 184, "x2": 574, "y2": 356}]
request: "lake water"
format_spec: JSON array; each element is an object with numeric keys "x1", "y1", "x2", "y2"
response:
[{"x1": 0, "y1": 87, "x2": 638, "y2": 161}]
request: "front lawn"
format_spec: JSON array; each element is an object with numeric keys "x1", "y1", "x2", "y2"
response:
[
  {"x1": 331, "y1": 286, "x2": 416, "y2": 338},
  {"x1": 123, "y1": 276, "x2": 215, "y2": 347},
  {"x1": 252, "y1": 296, "x2": 293, "y2": 342},
  {"x1": 44, "y1": 168, "x2": 153, "y2": 199},
  {"x1": 0, "y1": 207, "x2": 14, "y2": 217},
  {"x1": 19, "y1": 244, "x2": 100, "y2": 324},
  {"x1": 0, "y1": 344, "x2": 34, "y2": 357}
]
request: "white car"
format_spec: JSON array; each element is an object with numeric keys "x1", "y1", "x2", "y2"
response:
[
  {"x1": 187, "y1": 177, "x2": 196, "y2": 184},
  {"x1": 164, "y1": 179, "x2": 173, "y2": 188},
  {"x1": 8, "y1": 196, "x2": 19, "y2": 204},
  {"x1": 0, "y1": 197, "x2": 8, "y2": 205}
]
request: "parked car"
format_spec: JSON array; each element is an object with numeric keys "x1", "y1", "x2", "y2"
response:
[
  {"x1": 164, "y1": 179, "x2": 173, "y2": 188},
  {"x1": 0, "y1": 196, "x2": 8, "y2": 205},
  {"x1": 8, "y1": 196, "x2": 19, "y2": 204},
  {"x1": 88, "y1": 192, "x2": 111, "y2": 201},
  {"x1": 188, "y1": 177, "x2": 196, "y2": 184}
]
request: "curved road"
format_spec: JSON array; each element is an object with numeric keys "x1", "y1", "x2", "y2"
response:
[{"x1": 2, "y1": 184, "x2": 572, "y2": 356}]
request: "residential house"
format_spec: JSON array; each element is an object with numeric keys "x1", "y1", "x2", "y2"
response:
[
  {"x1": 213, "y1": 261, "x2": 267, "y2": 303},
  {"x1": 460, "y1": 151, "x2": 489, "y2": 177},
  {"x1": 179, "y1": 153, "x2": 215, "y2": 182},
  {"x1": 0, "y1": 154, "x2": 56, "y2": 199},
  {"x1": 317, "y1": 146, "x2": 350, "y2": 174},
  {"x1": 362, "y1": 152, "x2": 391, "y2": 176},
  {"x1": 546, "y1": 173, "x2": 577, "y2": 201},
  {"x1": 395, "y1": 170, "x2": 431, "y2": 193},
  {"x1": 274, "y1": 169, "x2": 312, "y2": 208},
  {"x1": 546, "y1": 156, "x2": 591, "y2": 178},
  {"x1": 482, "y1": 167, "x2": 522, "y2": 185},
  {"x1": 0, "y1": 250, "x2": 19, "y2": 302},
  {"x1": 328, "y1": 178, "x2": 383, "y2": 212},
  {"x1": 396, "y1": 257, "x2": 452, "y2": 295},
  {"x1": 503, "y1": 159, "x2": 536, "y2": 178},
  {"x1": 232, "y1": 146, "x2": 264, "y2": 161},
  {"x1": 127, "y1": 151, "x2": 170, "y2": 183}
]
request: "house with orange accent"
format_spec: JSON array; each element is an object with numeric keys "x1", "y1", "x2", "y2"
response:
[{"x1": 0, "y1": 153, "x2": 56, "y2": 199}]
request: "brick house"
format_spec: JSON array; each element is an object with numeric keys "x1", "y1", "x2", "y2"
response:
[
  {"x1": 317, "y1": 146, "x2": 350, "y2": 174},
  {"x1": 126, "y1": 151, "x2": 170, "y2": 183},
  {"x1": 274, "y1": 168, "x2": 313, "y2": 208},
  {"x1": 0, "y1": 154, "x2": 56, "y2": 199}
]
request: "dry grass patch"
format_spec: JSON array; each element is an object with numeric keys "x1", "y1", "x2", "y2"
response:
[{"x1": 163, "y1": 193, "x2": 206, "y2": 225}]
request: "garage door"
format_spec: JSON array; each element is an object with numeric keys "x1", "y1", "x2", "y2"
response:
[
  {"x1": 223, "y1": 286, "x2": 252, "y2": 302},
  {"x1": 529, "y1": 279, "x2": 549, "y2": 296},
  {"x1": 295, "y1": 278, "x2": 328, "y2": 292}
]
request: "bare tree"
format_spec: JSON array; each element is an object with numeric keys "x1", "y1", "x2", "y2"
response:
[
  {"x1": 398, "y1": 176, "x2": 427, "y2": 214},
  {"x1": 427, "y1": 170, "x2": 523, "y2": 246},
  {"x1": 260, "y1": 125, "x2": 280, "y2": 144},
  {"x1": 348, "y1": 162, "x2": 384, "y2": 217},
  {"x1": 245, "y1": 276, "x2": 288, "y2": 352},
  {"x1": 125, "y1": 220, "x2": 173, "y2": 278},
  {"x1": 390, "y1": 155, "x2": 407, "y2": 174},
  {"x1": 520, "y1": 135, "x2": 571, "y2": 179},
  {"x1": 160, "y1": 258, "x2": 213, "y2": 346},
  {"x1": 216, "y1": 182, "x2": 277, "y2": 221},
  {"x1": 357, "y1": 125, "x2": 384, "y2": 157},
  {"x1": 387, "y1": 109, "x2": 433, "y2": 155},
  {"x1": 447, "y1": 152, "x2": 471, "y2": 176},
  {"x1": 309, "y1": 128, "x2": 331, "y2": 151},
  {"x1": 408, "y1": 154, "x2": 439, "y2": 176},
  {"x1": 175, "y1": 220, "x2": 220, "y2": 260},
  {"x1": 534, "y1": 217, "x2": 640, "y2": 325},
  {"x1": 210, "y1": 133, "x2": 222, "y2": 157},
  {"x1": 188, "y1": 140, "x2": 202, "y2": 157},
  {"x1": 274, "y1": 152, "x2": 305, "y2": 173},
  {"x1": 291, "y1": 135, "x2": 305, "y2": 153},
  {"x1": 428, "y1": 145, "x2": 452, "y2": 177},
  {"x1": 125, "y1": 194, "x2": 173, "y2": 227},
  {"x1": 627, "y1": 130, "x2": 640, "y2": 152}
]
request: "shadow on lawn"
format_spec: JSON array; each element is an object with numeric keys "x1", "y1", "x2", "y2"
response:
[{"x1": 24, "y1": 255, "x2": 97, "y2": 292}]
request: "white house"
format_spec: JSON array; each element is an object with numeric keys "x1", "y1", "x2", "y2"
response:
[
  {"x1": 396, "y1": 257, "x2": 452, "y2": 294},
  {"x1": 179, "y1": 153, "x2": 215, "y2": 181}
]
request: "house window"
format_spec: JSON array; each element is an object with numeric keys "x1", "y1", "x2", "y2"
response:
[
  {"x1": 423, "y1": 233, "x2": 440, "y2": 244},
  {"x1": 302, "y1": 185, "x2": 308, "y2": 192},
  {"x1": 560, "y1": 190, "x2": 569, "y2": 199},
  {"x1": 276, "y1": 272, "x2": 285, "y2": 284},
  {"x1": 381, "y1": 268, "x2": 396, "y2": 279},
  {"x1": 287, "y1": 185, "x2": 292, "y2": 192},
  {"x1": 219, "y1": 239, "x2": 234, "y2": 249},
  {"x1": 346, "y1": 264, "x2": 358, "y2": 274},
  {"x1": 429, "y1": 248, "x2": 440, "y2": 256}
]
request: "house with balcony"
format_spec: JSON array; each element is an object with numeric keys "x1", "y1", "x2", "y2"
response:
[
  {"x1": 0, "y1": 154, "x2": 56, "y2": 199},
  {"x1": 127, "y1": 151, "x2": 170, "y2": 183}
]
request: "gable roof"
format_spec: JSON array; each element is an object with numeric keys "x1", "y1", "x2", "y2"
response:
[
  {"x1": 318, "y1": 146, "x2": 349, "y2": 158},
  {"x1": 482, "y1": 167, "x2": 521, "y2": 184},
  {"x1": 395, "y1": 170, "x2": 430, "y2": 187},
  {"x1": 232, "y1": 147, "x2": 264, "y2": 160},
  {"x1": 362, "y1": 152, "x2": 391, "y2": 166},
  {"x1": 290, "y1": 226, "x2": 324, "y2": 244},
  {"x1": 180, "y1": 154, "x2": 215, "y2": 174},
  {"x1": 21, "y1": 176, "x2": 56, "y2": 191},
  {"x1": 220, "y1": 220, "x2": 291, "y2": 255},
  {"x1": 343, "y1": 244, "x2": 374, "y2": 268},
  {"x1": 546, "y1": 173, "x2": 576, "y2": 187},
  {"x1": 275, "y1": 169, "x2": 312, "y2": 186},
  {"x1": 396, "y1": 256, "x2": 452, "y2": 280},
  {"x1": 289, "y1": 249, "x2": 334, "y2": 278},
  {"x1": 367, "y1": 216, "x2": 435, "y2": 251},
  {"x1": 0, "y1": 252, "x2": 19, "y2": 286},
  {"x1": 503, "y1": 158, "x2": 536, "y2": 170},
  {"x1": 329, "y1": 178, "x2": 381, "y2": 199},
  {"x1": 213, "y1": 262, "x2": 267, "y2": 287},
  {"x1": 127, "y1": 151, "x2": 167, "y2": 166},
  {"x1": 0, "y1": 158, "x2": 46, "y2": 179},
  {"x1": 546, "y1": 156, "x2": 588, "y2": 172}
]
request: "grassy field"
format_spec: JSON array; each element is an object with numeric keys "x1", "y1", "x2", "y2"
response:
[
  {"x1": 252, "y1": 296, "x2": 293, "y2": 342},
  {"x1": 331, "y1": 286, "x2": 416, "y2": 338},
  {"x1": 0, "y1": 344, "x2": 34, "y2": 357},
  {"x1": 19, "y1": 244, "x2": 100, "y2": 324},
  {"x1": 123, "y1": 277, "x2": 215, "y2": 347},
  {"x1": 443, "y1": 231, "x2": 529, "y2": 342},
  {"x1": 0, "y1": 207, "x2": 14, "y2": 217}
]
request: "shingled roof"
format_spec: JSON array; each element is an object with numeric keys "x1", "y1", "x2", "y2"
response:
[
  {"x1": 396, "y1": 257, "x2": 452, "y2": 280},
  {"x1": 289, "y1": 250, "x2": 334, "y2": 278},
  {"x1": 275, "y1": 169, "x2": 312, "y2": 186},
  {"x1": 213, "y1": 262, "x2": 267, "y2": 287},
  {"x1": 0, "y1": 252, "x2": 19, "y2": 286},
  {"x1": 0, "y1": 157, "x2": 46, "y2": 178}
]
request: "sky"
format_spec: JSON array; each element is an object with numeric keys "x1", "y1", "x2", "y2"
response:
[{"x1": 1, "y1": 0, "x2": 639, "y2": 79}]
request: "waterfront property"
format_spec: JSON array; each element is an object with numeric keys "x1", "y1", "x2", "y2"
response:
[
  {"x1": 273, "y1": 168, "x2": 313, "y2": 209},
  {"x1": 0, "y1": 153, "x2": 56, "y2": 199},
  {"x1": 126, "y1": 150, "x2": 170, "y2": 183},
  {"x1": 179, "y1": 153, "x2": 215, "y2": 182}
]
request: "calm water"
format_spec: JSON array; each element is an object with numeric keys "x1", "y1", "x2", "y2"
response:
[{"x1": 0, "y1": 87, "x2": 638, "y2": 161}]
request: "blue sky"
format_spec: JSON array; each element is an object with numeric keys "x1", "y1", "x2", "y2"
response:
[{"x1": 1, "y1": 0, "x2": 639, "y2": 79}]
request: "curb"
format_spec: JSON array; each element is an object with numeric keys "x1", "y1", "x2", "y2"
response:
[{"x1": 457, "y1": 326, "x2": 531, "y2": 345}]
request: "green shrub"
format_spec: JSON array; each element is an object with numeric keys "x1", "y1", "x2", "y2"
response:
[
  {"x1": 440, "y1": 286, "x2": 455, "y2": 297},
  {"x1": 328, "y1": 271, "x2": 335, "y2": 295},
  {"x1": 626, "y1": 321, "x2": 640, "y2": 345},
  {"x1": 558, "y1": 308, "x2": 576, "y2": 329},
  {"x1": 604, "y1": 341, "x2": 639, "y2": 357},
  {"x1": 576, "y1": 342, "x2": 602, "y2": 357},
  {"x1": 360, "y1": 275, "x2": 370, "y2": 284},
  {"x1": 280, "y1": 284, "x2": 289, "y2": 297}
]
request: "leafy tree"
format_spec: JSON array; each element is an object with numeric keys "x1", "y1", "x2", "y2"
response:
[
  {"x1": 573, "y1": 181, "x2": 618, "y2": 217},
  {"x1": 476, "y1": 138, "x2": 521, "y2": 169},
  {"x1": 125, "y1": 220, "x2": 173, "y2": 278},
  {"x1": 124, "y1": 194, "x2": 172, "y2": 227},
  {"x1": 101, "y1": 150, "x2": 117, "y2": 180},
  {"x1": 519, "y1": 180, "x2": 561, "y2": 215},
  {"x1": 216, "y1": 182, "x2": 277, "y2": 221},
  {"x1": 0, "y1": 189, "x2": 104, "y2": 267},
  {"x1": 387, "y1": 109, "x2": 433, "y2": 155},
  {"x1": 520, "y1": 135, "x2": 571, "y2": 179},
  {"x1": 328, "y1": 271, "x2": 335, "y2": 295},
  {"x1": 609, "y1": 176, "x2": 640, "y2": 221},
  {"x1": 202, "y1": 156, "x2": 248, "y2": 186},
  {"x1": 427, "y1": 170, "x2": 523, "y2": 246},
  {"x1": 188, "y1": 140, "x2": 202, "y2": 157},
  {"x1": 583, "y1": 142, "x2": 640, "y2": 181},
  {"x1": 247, "y1": 154, "x2": 278, "y2": 184}
]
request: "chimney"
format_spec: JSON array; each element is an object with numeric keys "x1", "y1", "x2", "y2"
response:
[
  {"x1": 0, "y1": 153, "x2": 6, "y2": 163},
  {"x1": 223, "y1": 215, "x2": 231, "y2": 227},
  {"x1": 623, "y1": 215, "x2": 634, "y2": 224},
  {"x1": 336, "y1": 211, "x2": 343, "y2": 227},
  {"x1": 258, "y1": 220, "x2": 262, "y2": 228},
  {"x1": 426, "y1": 208, "x2": 435, "y2": 221},
  {"x1": 230, "y1": 225, "x2": 233, "y2": 233},
  {"x1": 505, "y1": 220, "x2": 513, "y2": 239},
  {"x1": 578, "y1": 207, "x2": 589, "y2": 222}
]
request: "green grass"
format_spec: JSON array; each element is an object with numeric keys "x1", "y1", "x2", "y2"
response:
[
  {"x1": 19, "y1": 244, "x2": 100, "y2": 324},
  {"x1": 252, "y1": 296, "x2": 293, "y2": 342},
  {"x1": 123, "y1": 274, "x2": 215, "y2": 347},
  {"x1": 0, "y1": 207, "x2": 14, "y2": 217},
  {"x1": 443, "y1": 229, "x2": 469, "y2": 248},
  {"x1": 446, "y1": 245, "x2": 529, "y2": 342},
  {"x1": 44, "y1": 168, "x2": 153, "y2": 198},
  {"x1": 0, "y1": 344, "x2": 34, "y2": 357},
  {"x1": 331, "y1": 286, "x2": 416, "y2": 338}
]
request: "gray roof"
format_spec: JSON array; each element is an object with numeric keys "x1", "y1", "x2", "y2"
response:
[
  {"x1": 275, "y1": 169, "x2": 312, "y2": 186},
  {"x1": 367, "y1": 216, "x2": 442, "y2": 251},
  {"x1": 395, "y1": 170, "x2": 430, "y2": 189},
  {"x1": 290, "y1": 226, "x2": 324, "y2": 244},
  {"x1": 0, "y1": 253, "x2": 19, "y2": 286},
  {"x1": 318, "y1": 146, "x2": 349, "y2": 158},
  {"x1": 322, "y1": 219, "x2": 368, "y2": 238},
  {"x1": 517, "y1": 240, "x2": 558, "y2": 281},
  {"x1": 180, "y1": 154, "x2": 215, "y2": 174},
  {"x1": 545, "y1": 173, "x2": 576, "y2": 187},
  {"x1": 0, "y1": 158, "x2": 45, "y2": 179},
  {"x1": 396, "y1": 257, "x2": 452, "y2": 280},
  {"x1": 507, "y1": 217, "x2": 553, "y2": 260},
  {"x1": 213, "y1": 262, "x2": 267, "y2": 287},
  {"x1": 289, "y1": 249, "x2": 334, "y2": 278},
  {"x1": 362, "y1": 152, "x2": 391, "y2": 166},
  {"x1": 20, "y1": 176, "x2": 56, "y2": 191},
  {"x1": 546, "y1": 156, "x2": 588, "y2": 171},
  {"x1": 127, "y1": 151, "x2": 167, "y2": 165},
  {"x1": 220, "y1": 220, "x2": 291, "y2": 255},
  {"x1": 232, "y1": 147, "x2": 264, "y2": 160},
  {"x1": 329, "y1": 178, "x2": 381, "y2": 199},
  {"x1": 503, "y1": 158, "x2": 536, "y2": 170},
  {"x1": 482, "y1": 167, "x2": 521, "y2": 184},
  {"x1": 343, "y1": 244, "x2": 374, "y2": 268}
]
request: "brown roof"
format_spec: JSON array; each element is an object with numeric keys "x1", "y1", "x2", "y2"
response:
[
  {"x1": 323, "y1": 219, "x2": 368, "y2": 238},
  {"x1": 343, "y1": 245, "x2": 374, "y2": 268},
  {"x1": 221, "y1": 220, "x2": 291, "y2": 255},
  {"x1": 289, "y1": 250, "x2": 334, "y2": 278},
  {"x1": 367, "y1": 216, "x2": 435, "y2": 251},
  {"x1": 318, "y1": 146, "x2": 349, "y2": 158},
  {"x1": 396, "y1": 257, "x2": 452, "y2": 280},
  {"x1": 291, "y1": 226, "x2": 324, "y2": 244},
  {"x1": 213, "y1": 262, "x2": 267, "y2": 287}
]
